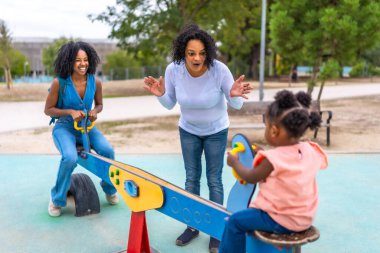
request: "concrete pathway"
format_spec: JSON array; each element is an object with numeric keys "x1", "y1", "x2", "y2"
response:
[{"x1": 1, "y1": 82, "x2": 380, "y2": 133}]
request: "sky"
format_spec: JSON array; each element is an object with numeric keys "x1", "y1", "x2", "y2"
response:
[{"x1": 0, "y1": 0, "x2": 115, "y2": 39}]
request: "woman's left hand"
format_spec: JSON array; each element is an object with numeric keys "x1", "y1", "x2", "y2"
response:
[
  {"x1": 230, "y1": 75, "x2": 253, "y2": 99},
  {"x1": 88, "y1": 110, "x2": 97, "y2": 122}
]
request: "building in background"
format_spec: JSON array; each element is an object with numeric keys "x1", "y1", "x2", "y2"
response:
[{"x1": 12, "y1": 37, "x2": 117, "y2": 77}]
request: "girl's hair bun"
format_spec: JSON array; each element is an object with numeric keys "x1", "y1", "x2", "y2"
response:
[
  {"x1": 296, "y1": 91, "x2": 311, "y2": 107},
  {"x1": 309, "y1": 111, "x2": 322, "y2": 130},
  {"x1": 275, "y1": 90, "x2": 297, "y2": 109}
]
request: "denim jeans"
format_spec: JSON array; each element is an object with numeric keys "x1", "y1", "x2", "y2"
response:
[
  {"x1": 179, "y1": 127, "x2": 228, "y2": 205},
  {"x1": 51, "y1": 122, "x2": 117, "y2": 207},
  {"x1": 219, "y1": 208, "x2": 294, "y2": 253}
]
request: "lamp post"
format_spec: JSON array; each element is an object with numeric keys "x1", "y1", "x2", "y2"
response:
[{"x1": 259, "y1": 0, "x2": 267, "y2": 101}]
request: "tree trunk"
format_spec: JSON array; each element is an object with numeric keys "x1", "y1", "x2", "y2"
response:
[
  {"x1": 317, "y1": 80, "x2": 325, "y2": 102},
  {"x1": 307, "y1": 63, "x2": 320, "y2": 95},
  {"x1": 272, "y1": 53, "x2": 277, "y2": 77},
  {"x1": 249, "y1": 44, "x2": 260, "y2": 79},
  {"x1": 5, "y1": 67, "x2": 12, "y2": 90}
]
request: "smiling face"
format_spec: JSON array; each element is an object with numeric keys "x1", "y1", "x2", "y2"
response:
[
  {"x1": 184, "y1": 39, "x2": 208, "y2": 77},
  {"x1": 72, "y1": 49, "x2": 89, "y2": 76}
]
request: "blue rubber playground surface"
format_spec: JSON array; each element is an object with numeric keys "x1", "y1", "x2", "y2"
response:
[{"x1": 0, "y1": 153, "x2": 379, "y2": 253}]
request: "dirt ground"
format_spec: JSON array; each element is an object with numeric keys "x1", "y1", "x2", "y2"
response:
[{"x1": 0, "y1": 79, "x2": 379, "y2": 154}]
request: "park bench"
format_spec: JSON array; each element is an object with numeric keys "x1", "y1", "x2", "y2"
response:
[
  {"x1": 278, "y1": 75, "x2": 291, "y2": 83},
  {"x1": 228, "y1": 101, "x2": 333, "y2": 146}
]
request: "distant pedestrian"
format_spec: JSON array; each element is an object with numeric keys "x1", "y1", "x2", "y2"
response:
[{"x1": 291, "y1": 66, "x2": 298, "y2": 83}]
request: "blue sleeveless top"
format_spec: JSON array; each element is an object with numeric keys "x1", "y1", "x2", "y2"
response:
[{"x1": 56, "y1": 74, "x2": 96, "y2": 124}]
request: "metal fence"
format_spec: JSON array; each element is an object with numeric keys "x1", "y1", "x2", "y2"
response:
[{"x1": 106, "y1": 66, "x2": 166, "y2": 81}]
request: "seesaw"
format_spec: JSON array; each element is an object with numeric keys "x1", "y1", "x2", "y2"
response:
[{"x1": 70, "y1": 116, "x2": 319, "y2": 253}]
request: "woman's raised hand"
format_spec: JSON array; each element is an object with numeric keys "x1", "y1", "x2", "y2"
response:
[
  {"x1": 144, "y1": 76, "x2": 165, "y2": 97},
  {"x1": 230, "y1": 75, "x2": 253, "y2": 99}
]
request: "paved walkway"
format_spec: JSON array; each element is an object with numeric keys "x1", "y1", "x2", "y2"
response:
[{"x1": 1, "y1": 82, "x2": 380, "y2": 133}]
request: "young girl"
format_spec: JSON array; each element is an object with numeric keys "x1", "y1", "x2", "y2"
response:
[{"x1": 219, "y1": 90, "x2": 328, "y2": 253}]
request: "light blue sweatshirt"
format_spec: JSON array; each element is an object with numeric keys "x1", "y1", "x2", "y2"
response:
[{"x1": 158, "y1": 60, "x2": 243, "y2": 136}]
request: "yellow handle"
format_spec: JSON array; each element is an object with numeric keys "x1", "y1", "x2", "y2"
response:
[
  {"x1": 74, "y1": 120, "x2": 95, "y2": 133},
  {"x1": 230, "y1": 142, "x2": 247, "y2": 185},
  {"x1": 231, "y1": 142, "x2": 245, "y2": 155}
]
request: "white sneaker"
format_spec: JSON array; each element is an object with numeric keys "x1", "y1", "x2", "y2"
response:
[
  {"x1": 48, "y1": 199, "x2": 62, "y2": 217},
  {"x1": 106, "y1": 194, "x2": 119, "y2": 205}
]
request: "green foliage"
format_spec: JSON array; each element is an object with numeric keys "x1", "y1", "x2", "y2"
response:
[
  {"x1": 104, "y1": 50, "x2": 139, "y2": 70},
  {"x1": 362, "y1": 43, "x2": 380, "y2": 67},
  {"x1": 206, "y1": 0, "x2": 263, "y2": 77},
  {"x1": 350, "y1": 61, "x2": 380, "y2": 77},
  {"x1": 349, "y1": 62, "x2": 366, "y2": 77},
  {"x1": 270, "y1": 0, "x2": 380, "y2": 95},
  {"x1": 103, "y1": 49, "x2": 140, "y2": 79},
  {"x1": 9, "y1": 50, "x2": 30, "y2": 76},
  {"x1": 0, "y1": 20, "x2": 12, "y2": 59},
  {"x1": 271, "y1": 1, "x2": 380, "y2": 64},
  {"x1": 89, "y1": 0, "x2": 185, "y2": 64},
  {"x1": 0, "y1": 19, "x2": 14, "y2": 88},
  {"x1": 370, "y1": 66, "x2": 380, "y2": 76},
  {"x1": 42, "y1": 37, "x2": 71, "y2": 75},
  {"x1": 0, "y1": 49, "x2": 30, "y2": 76},
  {"x1": 319, "y1": 59, "x2": 340, "y2": 82},
  {"x1": 227, "y1": 57, "x2": 250, "y2": 78},
  {"x1": 90, "y1": 0, "x2": 264, "y2": 77}
]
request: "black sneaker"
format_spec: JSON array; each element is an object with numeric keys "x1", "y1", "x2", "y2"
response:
[
  {"x1": 176, "y1": 228, "x2": 199, "y2": 246},
  {"x1": 209, "y1": 237, "x2": 220, "y2": 253}
]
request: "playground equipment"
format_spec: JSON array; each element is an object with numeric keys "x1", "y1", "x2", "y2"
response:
[{"x1": 71, "y1": 115, "x2": 319, "y2": 252}]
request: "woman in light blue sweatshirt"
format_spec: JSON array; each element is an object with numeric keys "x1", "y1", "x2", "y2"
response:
[{"x1": 144, "y1": 24, "x2": 252, "y2": 253}]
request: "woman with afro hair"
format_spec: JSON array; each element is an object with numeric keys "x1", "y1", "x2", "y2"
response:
[
  {"x1": 219, "y1": 90, "x2": 328, "y2": 253},
  {"x1": 44, "y1": 41, "x2": 118, "y2": 217},
  {"x1": 144, "y1": 24, "x2": 252, "y2": 252}
]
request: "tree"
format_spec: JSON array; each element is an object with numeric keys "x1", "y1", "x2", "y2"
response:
[
  {"x1": 204, "y1": 0, "x2": 263, "y2": 79},
  {"x1": 0, "y1": 49, "x2": 29, "y2": 78},
  {"x1": 361, "y1": 42, "x2": 380, "y2": 69},
  {"x1": 10, "y1": 50, "x2": 30, "y2": 77},
  {"x1": 269, "y1": 0, "x2": 380, "y2": 98},
  {"x1": 42, "y1": 37, "x2": 71, "y2": 75},
  {"x1": 0, "y1": 20, "x2": 14, "y2": 89},
  {"x1": 89, "y1": 0, "x2": 264, "y2": 74},
  {"x1": 89, "y1": 0, "x2": 192, "y2": 65},
  {"x1": 103, "y1": 49, "x2": 142, "y2": 79}
]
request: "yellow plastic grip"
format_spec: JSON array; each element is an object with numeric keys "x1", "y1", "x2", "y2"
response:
[
  {"x1": 74, "y1": 120, "x2": 95, "y2": 133},
  {"x1": 230, "y1": 142, "x2": 247, "y2": 185}
]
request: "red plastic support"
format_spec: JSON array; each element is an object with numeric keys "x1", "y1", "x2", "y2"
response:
[{"x1": 127, "y1": 211, "x2": 151, "y2": 253}]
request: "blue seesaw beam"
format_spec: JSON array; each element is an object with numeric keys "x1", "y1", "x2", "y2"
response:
[
  {"x1": 77, "y1": 152, "x2": 230, "y2": 240},
  {"x1": 75, "y1": 114, "x2": 290, "y2": 252},
  {"x1": 76, "y1": 143, "x2": 290, "y2": 253}
]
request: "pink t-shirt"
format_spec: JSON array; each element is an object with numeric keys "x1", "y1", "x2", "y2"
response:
[{"x1": 250, "y1": 141, "x2": 328, "y2": 231}]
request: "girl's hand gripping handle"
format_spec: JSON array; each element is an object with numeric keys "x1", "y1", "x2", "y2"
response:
[{"x1": 230, "y1": 142, "x2": 247, "y2": 185}]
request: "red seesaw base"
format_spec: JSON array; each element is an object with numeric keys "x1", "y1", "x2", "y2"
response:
[{"x1": 127, "y1": 211, "x2": 151, "y2": 253}]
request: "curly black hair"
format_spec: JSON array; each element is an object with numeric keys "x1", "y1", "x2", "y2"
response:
[
  {"x1": 266, "y1": 90, "x2": 322, "y2": 138},
  {"x1": 172, "y1": 24, "x2": 217, "y2": 68},
  {"x1": 54, "y1": 41, "x2": 100, "y2": 78}
]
